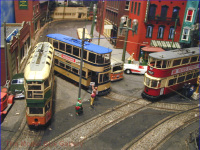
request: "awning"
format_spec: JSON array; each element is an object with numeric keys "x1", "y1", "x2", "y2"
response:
[
  {"x1": 150, "y1": 40, "x2": 181, "y2": 49},
  {"x1": 141, "y1": 46, "x2": 165, "y2": 52}
]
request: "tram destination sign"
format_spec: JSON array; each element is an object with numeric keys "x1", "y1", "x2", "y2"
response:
[
  {"x1": 55, "y1": 51, "x2": 84, "y2": 66},
  {"x1": 171, "y1": 64, "x2": 198, "y2": 75}
]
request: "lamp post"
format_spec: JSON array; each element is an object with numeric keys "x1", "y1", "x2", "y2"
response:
[
  {"x1": 90, "y1": 4, "x2": 97, "y2": 39},
  {"x1": 120, "y1": 16, "x2": 138, "y2": 62}
]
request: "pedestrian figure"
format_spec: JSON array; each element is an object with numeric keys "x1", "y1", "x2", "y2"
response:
[
  {"x1": 90, "y1": 84, "x2": 97, "y2": 107},
  {"x1": 187, "y1": 85, "x2": 195, "y2": 98},
  {"x1": 185, "y1": 83, "x2": 191, "y2": 97},
  {"x1": 75, "y1": 98, "x2": 83, "y2": 115}
]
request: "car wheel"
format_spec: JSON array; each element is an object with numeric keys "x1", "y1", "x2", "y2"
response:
[{"x1": 125, "y1": 69, "x2": 131, "y2": 74}]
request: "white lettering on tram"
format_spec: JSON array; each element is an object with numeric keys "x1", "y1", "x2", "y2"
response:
[{"x1": 171, "y1": 64, "x2": 199, "y2": 75}]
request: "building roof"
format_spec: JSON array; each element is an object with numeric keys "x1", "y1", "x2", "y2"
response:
[
  {"x1": 149, "y1": 47, "x2": 199, "y2": 60},
  {"x1": 1, "y1": 25, "x2": 22, "y2": 48},
  {"x1": 46, "y1": 34, "x2": 112, "y2": 54}
]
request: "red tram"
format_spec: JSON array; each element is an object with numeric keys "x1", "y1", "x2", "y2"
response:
[{"x1": 142, "y1": 47, "x2": 199, "y2": 100}]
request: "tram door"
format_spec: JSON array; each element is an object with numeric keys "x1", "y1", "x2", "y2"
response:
[{"x1": 88, "y1": 71, "x2": 99, "y2": 93}]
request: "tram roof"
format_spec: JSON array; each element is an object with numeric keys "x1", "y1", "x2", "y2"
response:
[
  {"x1": 46, "y1": 34, "x2": 112, "y2": 54},
  {"x1": 24, "y1": 42, "x2": 54, "y2": 81},
  {"x1": 149, "y1": 47, "x2": 199, "y2": 60}
]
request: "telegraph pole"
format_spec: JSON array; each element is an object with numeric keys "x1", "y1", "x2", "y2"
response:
[
  {"x1": 78, "y1": 28, "x2": 85, "y2": 99},
  {"x1": 171, "y1": 18, "x2": 178, "y2": 49},
  {"x1": 4, "y1": 22, "x2": 8, "y2": 81},
  {"x1": 98, "y1": 0, "x2": 104, "y2": 45}
]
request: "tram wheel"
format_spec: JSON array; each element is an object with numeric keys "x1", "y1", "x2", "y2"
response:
[{"x1": 125, "y1": 69, "x2": 131, "y2": 74}]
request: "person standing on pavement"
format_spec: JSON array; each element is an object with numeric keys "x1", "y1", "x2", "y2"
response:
[
  {"x1": 75, "y1": 98, "x2": 83, "y2": 115},
  {"x1": 90, "y1": 84, "x2": 97, "y2": 107}
]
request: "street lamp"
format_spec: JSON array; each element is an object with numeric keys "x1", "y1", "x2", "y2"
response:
[
  {"x1": 90, "y1": 4, "x2": 97, "y2": 38},
  {"x1": 120, "y1": 16, "x2": 138, "y2": 62}
]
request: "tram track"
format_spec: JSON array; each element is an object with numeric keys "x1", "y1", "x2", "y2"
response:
[
  {"x1": 38, "y1": 92, "x2": 198, "y2": 150},
  {"x1": 5, "y1": 115, "x2": 44, "y2": 150},
  {"x1": 122, "y1": 107, "x2": 199, "y2": 150}
]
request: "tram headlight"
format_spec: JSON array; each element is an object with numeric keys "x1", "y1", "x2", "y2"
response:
[{"x1": 34, "y1": 118, "x2": 38, "y2": 122}]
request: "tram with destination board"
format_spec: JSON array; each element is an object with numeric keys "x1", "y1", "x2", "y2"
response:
[
  {"x1": 142, "y1": 47, "x2": 199, "y2": 100},
  {"x1": 24, "y1": 42, "x2": 55, "y2": 126},
  {"x1": 46, "y1": 33, "x2": 112, "y2": 95},
  {"x1": 110, "y1": 58, "x2": 124, "y2": 81}
]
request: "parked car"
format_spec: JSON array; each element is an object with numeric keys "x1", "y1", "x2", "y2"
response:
[
  {"x1": 124, "y1": 64, "x2": 147, "y2": 75},
  {"x1": 9, "y1": 73, "x2": 25, "y2": 99},
  {"x1": 1, "y1": 88, "x2": 14, "y2": 122}
]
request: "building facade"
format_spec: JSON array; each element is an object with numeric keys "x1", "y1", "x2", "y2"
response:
[
  {"x1": 126, "y1": 0, "x2": 186, "y2": 61},
  {"x1": 179, "y1": 1, "x2": 199, "y2": 48},
  {"x1": 14, "y1": 0, "x2": 49, "y2": 38},
  {"x1": 96, "y1": 0, "x2": 129, "y2": 48},
  {"x1": 1, "y1": 22, "x2": 31, "y2": 86}
]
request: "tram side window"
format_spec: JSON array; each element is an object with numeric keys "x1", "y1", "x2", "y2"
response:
[
  {"x1": 60, "y1": 62, "x2": 65, "y2": 68},
  {"x1": 53, "y1": 41, "x2": 58, "y2": 49},
  {"x1": 193, "y1": 71, "x2": 198, "y2": 78},
  {"x1": 73, "y1": 47, "x2": 80, "y2": 57},
  {"x1": 82, "y1": 70, "x2": 86, "y2": 77},
  {"x1": 190, "y1": 56, "x2": 198, "y2": 63},
  {"x1": 83, "y1": 50, "x2": 87, "y2": 59},
  {"x1": 177, "y1": 76, "x2": 185, "y2": 83},
  {"x1": 45, "y1": 101, "x2": 50, "y2": 113},
  {"x1": 168, "y1": 78, "x2": 177, "y2": 86},
  {"x1": 96, "y1": 54, "x2": 104, "y2": 64},
  {"x1": 162, "y1": 60, "x2": 167, "y2": 68},
  {"x1": 29, "y1": 107, "x2": 43, "y2": 114},
  {"x1": 44, "y1": 79, "x2": 49, "y2": 89},
  {"x1": 103, "y1": 73, "x2": 110, "y2": 82},
  {"x1": 149, "y1": 57, "x2": 156, "y2": 67},
  {"x1": 89, "y1": 52, "x2": 96, "y2": 63},
  {"x1": 59, "y1": 42, "x2": 65, "y2": 51},
  {"x1": 186, "y1": 73, "x2": 193, "y2": 80},
  {"x1": 173, "y1": 59, "x2": 181, "y2": 67},
  {"x1": 156, "y1": 60, "x2": 162, "y2": 68},
  {"x1": 151, "y1": 80, "x2": 157, "y2": 87},
  {"x1": 72, "y1": 68, "x2": 78, "y2": 74},
  {"x1": 66, "y1": 45, "x2": 72, "y2": 53},
  {"x1": 182, "y1": 58, "x2": 189, "y2": 64},
  {"x1": 55, "y1": 59, "x2": 58, "y2": 64},
  {"x1": 66, "y1": 64, "x2": 71, "y2": 70},
  {"x1": 145, "y1": 77, "x2": 150, "y2": 86}
]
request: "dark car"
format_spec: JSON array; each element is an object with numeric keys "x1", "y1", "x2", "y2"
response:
[{"x1": 9, "y1": 73, "x2": 25, "y2": 99}]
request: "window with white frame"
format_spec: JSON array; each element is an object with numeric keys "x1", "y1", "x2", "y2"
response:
[
  {"x1": 146, "y1": 25, "x2": 153, "y2": 38},
  {"x1": 186, "y1": 8, "x2": 194, "y2": 22},
  {"x1": 182, "y1": 27, "x2": 190, "y2": 40},
  {"x1": 157, "y1": 26, "x2": 164, "y2": 39},
  {"x1": 125, "y1": 0, "x2": 130, "y2": 10},
  {"x1": 168, "y1": 26, "x2": 174, "y2": 39}
]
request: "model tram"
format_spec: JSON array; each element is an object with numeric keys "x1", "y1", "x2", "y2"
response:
[
  {"x1": 110, "y1": 58, "x2": 124, "y2": 81},
  {"x1": 46, "y1": 33, "x2": 112, "y2": 95},
  {"x1": 142, "y1": 47, "x2": 199, "y2": 100},
  {"x1": 24, "y1": 42, "x2": 55, "y2": 126}
]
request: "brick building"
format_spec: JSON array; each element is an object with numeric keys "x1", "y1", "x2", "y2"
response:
[
  {"x1": 1, "y1": 22, "x2": 31, "y2": 86},
  {"x1": 126, "y1": 0, "x2": 186, "y2": 61},
  {"x1": 14, "y1": 0, "x2": 49, "y2": 38},
  {"x1": 96, "y1": 0, "x2": 130, "y2": 48}
]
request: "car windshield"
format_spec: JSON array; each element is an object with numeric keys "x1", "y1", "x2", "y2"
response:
[{"x1": 12, "y1": 78, "x2": 24, "y2": 84}]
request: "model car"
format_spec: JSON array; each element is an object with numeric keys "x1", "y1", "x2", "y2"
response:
[
  {"x1": 9, "y1": 73, "x2": 25, "y2": 99},
  {"x1": 124, "y1": 64, "x2": 147, "y2": 75}
]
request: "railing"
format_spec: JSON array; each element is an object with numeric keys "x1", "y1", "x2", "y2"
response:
[{"x1": 148, "y1": 16, "x2": 179, "y2": 22}]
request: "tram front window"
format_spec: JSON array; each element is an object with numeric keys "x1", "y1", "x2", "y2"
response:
[
  {"x1": 104, "y1": 54, "x2": 110, "y2": 63},
  {"x1": 96, "y1": 54, "x2": 104, "y2": 64},
  {"x1": 29, "y1": 107, "x2": 43, "y2": 114}
]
